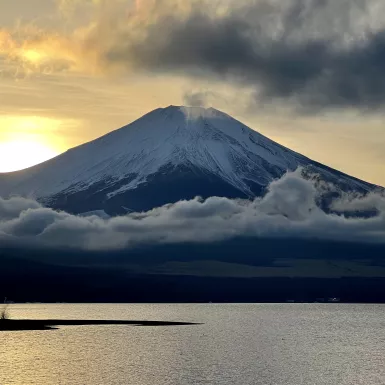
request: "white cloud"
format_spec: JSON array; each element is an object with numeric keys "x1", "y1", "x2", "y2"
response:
[{"x1": 0, "y1": 170, "x2": 384, "y2": 251}]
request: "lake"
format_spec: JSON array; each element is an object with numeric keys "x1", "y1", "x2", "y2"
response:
[{"x1": 0, "y1": 304, "x2": 384, "y2": 384}]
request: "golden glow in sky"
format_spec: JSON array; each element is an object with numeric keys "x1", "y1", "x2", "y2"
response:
[
  {"x1": 0, "y1": 140, "x2": 58, "y2": 172},
  {"x1": 21, "y1": 49, "x2": 46, "y2": 64},
  {"x1": 0, "y1": 116, "x2": 65, "y2": 172}
]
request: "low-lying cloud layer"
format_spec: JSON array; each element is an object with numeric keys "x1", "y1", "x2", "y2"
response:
[
  {"x1": 1, "y1": 170, "x2": 385, "y2": 251},
  {"x1": 2, "y1": 0, "x2": 385, "y2": 111}
]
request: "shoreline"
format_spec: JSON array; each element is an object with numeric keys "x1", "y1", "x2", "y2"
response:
[{"x1": 0, "y1": 319, "x2": 201, "y2": 331}]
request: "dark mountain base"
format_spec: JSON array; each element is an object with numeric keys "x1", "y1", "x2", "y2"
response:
[
  {"x1": 45, "y1": 162, "x2": 378, "y2": 216},
  {"x1": 48, "y1": 164, "x2": 252, "y2": 215}
]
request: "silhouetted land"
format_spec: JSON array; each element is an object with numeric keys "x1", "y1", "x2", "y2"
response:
[
  {"x1": 0, "y1": 319, "x2": 200, "y2": 331},
  {"x1": 1, "y1": 237, "x2": 385, "y2": 303}
]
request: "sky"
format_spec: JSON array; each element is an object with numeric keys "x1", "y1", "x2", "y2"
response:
[{"x1": 1, "y1": 0, "x2": 385, "y2": 186}]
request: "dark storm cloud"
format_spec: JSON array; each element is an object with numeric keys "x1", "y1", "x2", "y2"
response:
[
  {"x1": 1, "y1": 170, "x2": 385, "y2": 251},
  {"x1": 105, "y1": 0, "x2": 385, "y2": 111},
  {"x1": 4, "y1": 0, "x2": 385, "y2": 111}
]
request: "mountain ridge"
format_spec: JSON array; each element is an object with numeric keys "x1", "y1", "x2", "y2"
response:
[{"x1": 0, "y1": 106, "x2": 379, "y2": 215}]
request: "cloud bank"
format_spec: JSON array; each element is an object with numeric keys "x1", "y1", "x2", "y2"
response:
[
  {"x1": 1, "y1": 170, "x2": 385, "y2": 251},
  {"x1": 2, "y1": 0, "x2": 385, "y2": 111}
]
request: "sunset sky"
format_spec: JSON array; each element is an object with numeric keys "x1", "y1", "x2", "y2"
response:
[{"x1": 1, "y1": 0, "x2": 385, "y2": 185}]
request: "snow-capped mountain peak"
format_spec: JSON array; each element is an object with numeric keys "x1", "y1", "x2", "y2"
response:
[{"x1": 0, "y1": 106, "x2": 376, "y2": 214}]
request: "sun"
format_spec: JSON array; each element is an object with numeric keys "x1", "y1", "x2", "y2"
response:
[
  {"x1": 0, "y1": 140, "x2": 58, "y2": 173},
  {"x1": 22, "y1": 49, "x2": 46, "y2": 64},
  {"x1": 0, "y1": 115, "x2": 70, "y2": 173}
]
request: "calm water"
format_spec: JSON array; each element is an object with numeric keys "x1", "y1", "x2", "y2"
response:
[{"x1": 0, "y1": 304, "x2": 384, "y2": 385}]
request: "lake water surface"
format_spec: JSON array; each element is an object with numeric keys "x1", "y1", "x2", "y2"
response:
[{"x1": 0, "y1": 304, "x2": 384, "y2": 385}]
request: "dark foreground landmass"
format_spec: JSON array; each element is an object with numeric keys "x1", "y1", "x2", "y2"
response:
[
  {"x1": 1, "y1": 237, "x2": 385, "y2": 303},
  {"x1": 0, "y1": 319, "x2": 200, "y2": 331}
]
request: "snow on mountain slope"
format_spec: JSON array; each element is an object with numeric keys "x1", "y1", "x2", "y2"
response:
[{"x1": 0, "y1": 106, "x2": 377, "y2": 214}]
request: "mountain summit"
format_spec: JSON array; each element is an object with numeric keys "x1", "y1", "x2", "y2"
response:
[{"x1": 0, "y1": 106, "x2": 376, "y2": 214}]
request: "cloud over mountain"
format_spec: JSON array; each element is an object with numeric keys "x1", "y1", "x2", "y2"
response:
[{"x1": 1, "y1": 170, "x2": 385, "y2": 251}]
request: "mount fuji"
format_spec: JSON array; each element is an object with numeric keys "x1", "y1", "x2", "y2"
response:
[{"x1": 0, "y1": 106, "x2": 378, "y2": 215}]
